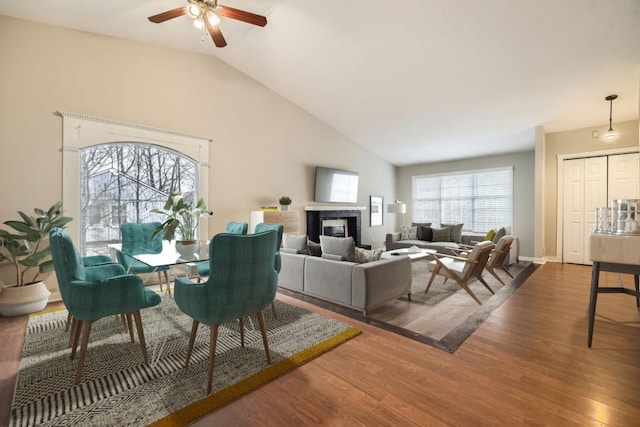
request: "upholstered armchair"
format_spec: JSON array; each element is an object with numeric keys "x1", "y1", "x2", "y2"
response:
[
  {"x1": 174, "y1": 231, "x2": 278, "y2": 394},
  {"x1": 118, "y1": 222, "x2": 172, "y2": 296},
  {"x1": 426, "y1": 240, "x2": 494, "y2": 304},
  {"x1": 195, "y1": 221, "x2": 249, "y2": 278},
  {"x1": 49, "y1": 228, "x2": 161, "y2": 384}
]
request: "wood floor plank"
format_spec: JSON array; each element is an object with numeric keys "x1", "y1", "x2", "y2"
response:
[{"x1": 2, "y1": 262, "x2": 640, "y2": 426}]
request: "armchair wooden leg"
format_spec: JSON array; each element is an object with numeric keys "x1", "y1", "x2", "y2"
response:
[
  {"x1": 76, "y1": 320, "x2": 94, "y2": 385},
  {"x1": 256, "y1": 311, "x2": 271, "y2": 364},
  {"x1": 239, "y1": 317, "x2": 245, "y2": 347},
  {"x1": 70, "y1": 319, "x2": 83, "y2": 358},
  {"x1": 454, "y1": 278, "x2": 482, "y2": 305},
  {"x1": 207, "y1": 325, "x2": 219, "y2": 394},
  {"x1": 132, "y1": 311, "x2": 149, "y2": 365},
  {"x1": 425, "y1": 265, "x2": 440, "y2": 294},
  {"x1": 156, "y1": 272, "x2": 164, "y2": 292},
  {"x1": 486, "y1": 267, "x2": 507, "y2": 286},
  {"x1": 185, "y1": 320, "x2": 199, "y2": 368},
  {"x1": 502, "y1": 266, "x2": 514, "y2": 279},
  {"x1": 126, "y1": 314, "x2": 135, "y2": 343},
  {"x1": 477, "y1": 276, "x2": 495, "y2": 294}
]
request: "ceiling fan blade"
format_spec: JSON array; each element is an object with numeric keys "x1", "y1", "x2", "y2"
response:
[
  {"x1": 148, "y1": 7, "x2": 187, "y2": 24},
  {"x1": 206, "y1": 21, "x2": 227, "y2": 48},
  {"x1": 218, "y1": 6, "x2": 267, "y2": 27}
]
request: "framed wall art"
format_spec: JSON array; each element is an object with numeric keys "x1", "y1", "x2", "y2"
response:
[{"x1": 370, "y1": 195, "x2": 383, "y2": 227}]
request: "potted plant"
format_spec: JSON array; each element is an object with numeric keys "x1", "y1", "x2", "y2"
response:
[
  {"x1": 279, "y1": 196, "x2": 292, "y2": 212},
  {"x1": 151, "y1": 192, "x2": 212, "y2": 258},
  {"x1": 0, "y1": 201, "x2": 73, "y2": 317}
]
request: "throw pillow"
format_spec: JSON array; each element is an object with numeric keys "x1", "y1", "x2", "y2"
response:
[
  {"x1": 307, "y1": 239, "x2": 322, "y2": 257},
  {"x1": 493, "y1": 227, "x2": 506, "y2": 244},
  {"x1": 432, "y1": 226, "x2": 452, "y2": 242},
  {"x1": 484, "y1": 228, "x2": 497, "y2": 242},
  {"x1": 283, "y1": 234, "x2": 309, "y2": 254},
  {"x1": 319, "y1": 236, "x2": 356, "y2": 262},
  {"x1": 412, "y1": 222, "x2": 432, "y2": 228},
  {"x1": 442, "y1": 223, "x2": 463, "y2": 243},
  {"x1": 400, "y1": 226, "x2": 418, "y2": 240},
  {"x1": 354, "y1": 247, "x2": 384, "y2": 264},
  {"x1": 416, "y1": 225, "x2": 433, "y2": 242}
]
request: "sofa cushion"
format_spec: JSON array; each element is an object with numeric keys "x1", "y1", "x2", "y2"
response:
[
  {"x1": 432, "y1": 226, "x2": 451, "y2": 242},
  {"x1": 416, "y1": 225, "x2": 433, "y2": 241},
  {"x1": 355, "y1": 247, "x2": 383, "y2": 264},
  {"x1": 400, "y1": 226, "x2": 417, "y2": 240},
  {"x1": 283, "y1": 234, "x2": 309, "y2": 254},
  {"x1": 442, "y1": 223, "x2": 463, "y2": 243},
  {"x1": 319, "y1": 236, "x2": 356, "y2": 262}
]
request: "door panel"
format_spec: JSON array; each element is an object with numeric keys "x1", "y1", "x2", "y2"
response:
[
  {"x1": 608, "y1": 153, "x2": 640, "y2": 200},
  {"x1": 583, "y1": 157, "x2": 608, "y2": 265},
  {"x1": 563, "y1": 159, "x2": 585, "y2": 264}
]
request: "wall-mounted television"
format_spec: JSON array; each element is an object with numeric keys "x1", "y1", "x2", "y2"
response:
[{"x1": 314, "y1": 166, "x2": 359, "y2": 203}]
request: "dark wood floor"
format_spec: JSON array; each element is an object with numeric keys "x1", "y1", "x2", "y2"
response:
[{"x1": 2, "y1": 263, "x2": 640, "y2": 426}]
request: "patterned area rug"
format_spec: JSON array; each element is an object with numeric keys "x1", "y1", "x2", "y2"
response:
[{"x1": 10, "y1": 298, "x2": 360, "y2": 426}]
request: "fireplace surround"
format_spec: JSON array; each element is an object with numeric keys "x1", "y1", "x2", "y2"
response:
[{"x1": 305, "y1": 206, "x2": 364, "y2": 247}]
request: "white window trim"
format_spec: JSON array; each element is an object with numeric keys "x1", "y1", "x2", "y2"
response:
[{"x1": 59, "y1": 111, "x2": 211, "y2": 245}]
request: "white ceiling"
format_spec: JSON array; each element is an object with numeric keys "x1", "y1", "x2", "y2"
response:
[{"x1": 2, "y1": 0, "x2": 639, "y2": 166}]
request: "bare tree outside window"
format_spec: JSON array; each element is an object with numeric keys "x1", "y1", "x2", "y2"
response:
[{"x1": 80, "y1": 142, "x2": 198, "y2": 255}]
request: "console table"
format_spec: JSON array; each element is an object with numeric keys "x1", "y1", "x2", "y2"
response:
[{"x1": 588, "y1": 233, "x2": 640, "y2": 347}]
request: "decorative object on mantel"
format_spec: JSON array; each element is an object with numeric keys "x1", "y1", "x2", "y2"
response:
[
  {"x1": 0, "y1": 201, "x2": 73, "y2": 316},
  {"x1": 151, "y1": 192, "x2": 212, "y2": 258},
  {"x1": 370, "y1": 196, "x2": 383, "y2": 227},
  {"x1": 602, "y1": 94, "x2": 619, "y2": 142},
  {"x1": 387, "y1": 200, "x2": 407, "y2": 228},
  {"x1": 279, "y1": 196, "x2": 292, "y2": 211},
  {"x1": 147, "y1": 0, "x2": 268, "y2": 48}
]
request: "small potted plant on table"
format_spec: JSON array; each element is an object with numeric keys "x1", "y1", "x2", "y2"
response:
[
  {"x1": 151, "y1": 192, "x2": 212, "y2": 258},
  {"x1": 0, "y1": 201, "x2": 73, "y2": 317},
  {"x1": 279, "y1": 196, "x2": 292, "y2": 212}
]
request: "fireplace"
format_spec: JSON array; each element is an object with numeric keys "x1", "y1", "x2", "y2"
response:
[
  {"x1": 305, "y1": 206, "x2": 363, "y2": 247},
  {"x1": 322, "y1": 219, "x2": 348, "y2": 238}
]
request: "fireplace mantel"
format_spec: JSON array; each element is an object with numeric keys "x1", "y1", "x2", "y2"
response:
[{"x1": 304, "y1": 205, "x2": 366, "y2": 211}]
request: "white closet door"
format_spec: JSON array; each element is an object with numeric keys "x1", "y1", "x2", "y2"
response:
[
  {"x1": 608, "y1": 153, "x2": 640, "y2": 200},
  {"x1": 563, "y1": 159, "x2": 586, "y2": 264},
  {"x1": 583, "y1": 157, "x2": 608, "y2": 265}
]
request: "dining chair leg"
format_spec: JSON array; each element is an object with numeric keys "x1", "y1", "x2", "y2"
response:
[
  {"x1": 68, "y1": 316, "x2": 77, "y2": 347},
  {"x1": 75, "y1": 320, "x2": 94, "y2": 385},
  {"x1": 156, "y1": 272, "x2": 164, "y2": 293},
  {"x1": 207, "y1": 325, "x2": 219, "y2": 394},
  {"x1": 119, "y1": 313, "x2": 128, "y2": 332},
  {"x1": 164, "y1": 271, "x2": 172, "y2": 298},
  {"x1": 239, "y1": 317, "x2": 245, "y2": 347},
  {"x1": 271, "y1": 302, "x2": 277, "y2": 319},
  {"x1": 70, "y1": 319, "x2": 83, "y2": 358},
  {"x1": 123, "y1": 314, "x2": 133, "y2": 342},
  {"x1": 185, "y1": 320, "x2": 199, "y2": 368},
  {"x1": 256, "y1": 310, "x2": 271, "y2": 364},
  {"x1": 132, "y1": 311, "x2": 149, "y2": 365},
  {"x1": 65, "y1": 313, "x2": 71, "y2": 332}
]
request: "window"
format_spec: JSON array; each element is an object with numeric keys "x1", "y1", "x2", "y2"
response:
[
  {"x1": 80, "y1": 143, "x2": 198, "y2": 255},
  {"x1": 60, "y1": 111, "x2": 210, "y2": 256},
  {"x1": 412, "y1": 167, "x2": 513, "y2": 233}
]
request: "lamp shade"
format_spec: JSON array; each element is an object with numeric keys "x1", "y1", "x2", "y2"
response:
[{"x1": 387, "y1": 202, "x2": 406, "y2": 214}]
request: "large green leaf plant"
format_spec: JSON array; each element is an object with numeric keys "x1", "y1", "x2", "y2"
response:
[
  {"x1": 0, "y1": 201, "x2": 73, "y2": 286},
  {"x1": 151, "y1": 192, "x2": 211, "y2": 241}
]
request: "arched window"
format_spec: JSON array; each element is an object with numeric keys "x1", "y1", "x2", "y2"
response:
[
  {"x1": 59, "y1": 112, "x2": 210, "y2": 255},
  {"x1": 80, "y1": 143, "x2": 198, "y2": 255}
]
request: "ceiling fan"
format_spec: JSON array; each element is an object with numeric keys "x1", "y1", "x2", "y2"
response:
[{"x1": 148, "y1": 0, "x2": 267, "y2": 48}]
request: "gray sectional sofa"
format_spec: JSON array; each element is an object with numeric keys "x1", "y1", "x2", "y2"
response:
[{"x1": 278, "y1": 251, "x2": 412, "y2": 316}]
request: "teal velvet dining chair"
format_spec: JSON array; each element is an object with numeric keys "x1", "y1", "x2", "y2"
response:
[
  {"x1": 49, "y1": 228, "x2": 161, "y2": 384},
  {"x1": 195, "y1": 221, "x2": 248, "y2": 279},
  {"x1": 174, "y1": 231, "x2": 278, "y2": 394},
  {"x1": 254, "y1": 222, "x2": 284, "y2": 318},
  {"x1": 118, "y1": 222, "x2": 172, "y2": 296}
]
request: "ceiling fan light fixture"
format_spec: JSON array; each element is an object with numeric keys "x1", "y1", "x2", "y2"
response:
[
  {"x1": 193, "y1": 16, "x2": 205, "y2": 30},
  {"x1": 186, "y1": 4, "x2": 201, "y2": 19},
  {"x1": 206, "y1": 11, "x2": 221, "y2": 27}
]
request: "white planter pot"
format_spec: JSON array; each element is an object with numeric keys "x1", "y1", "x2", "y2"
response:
[
  {"x1": 280, "y1": 205, "x2": 290, "y2": 211},
  {"x1": 175, "y1": 240, "x2": 201, "y2": 260},
  {"x1": 0, "y1": 281, "x2": 51, "y2": 317}
]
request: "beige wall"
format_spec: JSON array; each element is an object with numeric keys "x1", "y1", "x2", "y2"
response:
[
  {"x1": 543, "y1": 119, "x2": 640, "y2": 258},
  {"x1": 396, "y1": 151, "x2": 536, "y2": 258},
  {"x1": 0, "y1": 16, "x2": 397, "y2": 287}
]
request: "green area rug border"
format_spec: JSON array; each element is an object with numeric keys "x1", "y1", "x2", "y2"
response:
[{"x1": 150, "y1": 326, "x2": 361, "y2": 426}]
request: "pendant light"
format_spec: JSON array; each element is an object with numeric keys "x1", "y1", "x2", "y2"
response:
[{"x1": 603, "y1": 94, "x2": 618, "y2": 142}]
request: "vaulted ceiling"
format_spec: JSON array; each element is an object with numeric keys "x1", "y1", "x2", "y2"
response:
[{"x1": 1, "y1": 0, "x2": 639, "y2": 166}]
